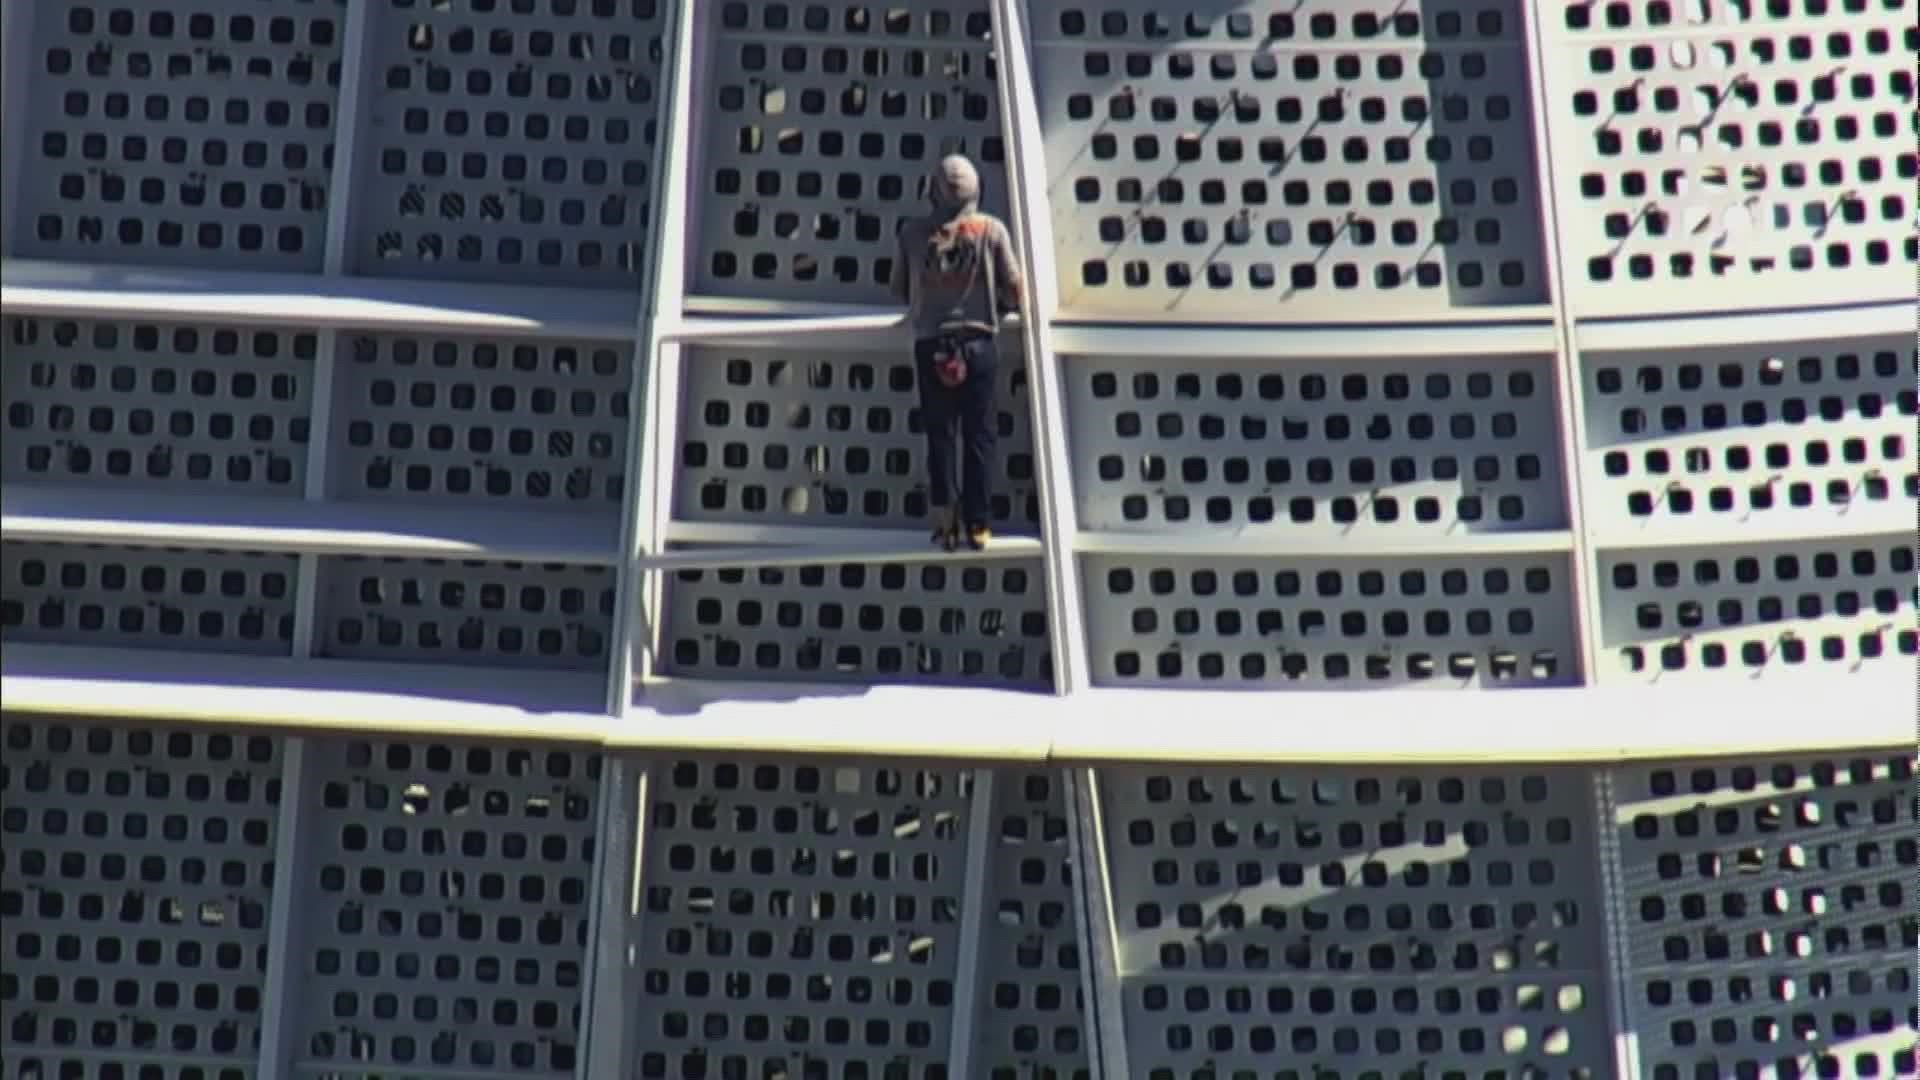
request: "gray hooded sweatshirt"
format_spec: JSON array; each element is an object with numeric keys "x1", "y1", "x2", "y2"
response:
[{"x1": 892, "y1": 155, "x2": 1024, "y2": 338}]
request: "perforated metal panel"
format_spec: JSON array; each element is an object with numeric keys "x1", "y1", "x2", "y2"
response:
[
  {"x1": 973, "y1": 769, "x2": 1089, "y2": 1080},
  {"x1": 328, "y1": 332, "x2": 632, "y2": 514},
  {"x1": 293, "y1": 734, "x2": 601, "y2": 1074},
  {"x1": 676, "y1": 345, "x2": 1039, "y2": 531},
  {"x1": 7, "y1": 0, "x2": 343, "y2": 270},
  {"x1": 661, "y1": 559, "x2": 1052, "y2": 689},
  {"x1": 1029, "y1": 1, "x2": 1549, "y2": 318},
  {"x1": 351, "y1": 0, "x2": 666, "y2": 287},
  {"x1": 0, "y1": 716, "x2": 281, "y2": 1074},
  {"x1": 1541, "y1": 2, "x2": 1918, "y2": 316},
  {"x1": 1096, "y1": 764, "x2": 1614, "y2": 1077},
  {"x1": 2, "y1": 317, "x2": 316, "y2": 494},
  {"x1": 1611, "y1": 750, "x2": 1919, "y2": 1079},
  {"x1": 630, "y1": 756, "x2": 976, "y2": 1080},
  {"x1": 1597, "y1": 536, "x2": 1918, "y2": 683},
  {"x1": 1082, "y1": 552, "x2": 1579, "y2": 688},
  {"x1": 690, "y1": 1, "x2": 1011, "y2": 302},
  {"x1": 1065, "y1": 353, "x2": 1566, "y2": 534},
  {"x1": 0, "y1": 542, "x2": 299, "y2": 656},
  {"x1": 1580, "y1": 336, "x2": 1917, "y2": 532},
  {"x1": 313, "y1": 556, "x2": 615, "y2": 671}
]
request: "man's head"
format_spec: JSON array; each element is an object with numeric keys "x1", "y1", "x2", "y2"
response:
[{"x1": 928, "y1": 154, "x2": 981, "y2": 213}]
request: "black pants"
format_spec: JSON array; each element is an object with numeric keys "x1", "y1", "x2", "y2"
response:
[{"x1": 914, "y1": 333, "x2": 998, "y2": 526}]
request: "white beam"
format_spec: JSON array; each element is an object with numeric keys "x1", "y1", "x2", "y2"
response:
[
  {"x1": 944, "y1": 769, "x2": 1000, "y2": 1080},
  {"x1": 579, "y1": 758, "x2": 646, "y2": 1079},
  {"x1": 254, "y1": 736, "x2": 314, "y2": 1080},
  {"x1": 1049, "y1": 319, "x2": 1558, "y2": 360},
  {"x1": 320, "y1": 0, "x2": 377, "y2": 276},
  {"x1": 0, "y1": 0, "x2": 36, "y2": 255},
  {"x1": 1076, "y1": 528, "x2": 1575, "y2": 559},
  {"x1": 1575, "y1": 299, "x2": 1914, "y2": 353}
]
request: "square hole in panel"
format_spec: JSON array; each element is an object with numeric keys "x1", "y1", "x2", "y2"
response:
[
  {"x1": 677, "y1": 345, "x2": 1039, "y2": 531},
  {"x1": 0, "y1": 542, "x2": 299, "y2": 656},
  {"x1": 354, "y1": 0, "x2": 668, "y2": 287},
  {"x1": 314, "y1": 556, "x2": 616, "y2": 672},
  {"x1": 693, "y1": 1, "x2": 1010, "y2": 303},
  {"x1": 2, "y1": 317, "x2": 315, "y2": 495},
  {"x1": 9, "y1": 0, "x2": 344, "y2": 270},
  {"x1": 1582, "y1": 336, "x2": 1917, "y2": 533},
  {"x1": 1098, "y1": 762, "x2": 1613, "y2": 1076},
  {"x1": 976, "y1": 768, "x2": 1089, "y2": 1080},
  {"x1": 1066, "y1": 353, "x2": 1566, "y2": 535},
  {"x1": 661, "y1": 558, "x2": 1052, "y2": 689},
  {"x1": 633, "y1": 755, "x2": 978, "y2": 1080},
  {"x1": 1597, "y1": 534, "x2": 1917, "y2": 682},
  {"x1": 1033, "y1": 0, "x2": 1547, "y2": 318},
  {"x1": 293, "y1": 733, "x2": 601, "y2": 1075},
  {"x1": 1547, "y1": 7, "x2": 1918, "y2": 315},
  {"x1": 1082, "y1": 551, "x2": 1579, "y2": 689},
  {"x1": 329, "y1": 332, "x2": 632, "y2": 515},
  {"x1": 1612, "y1": 750, "x2": 1918, "y2": 1079},
  {"x1": 0, "y1": 716, "x2": 282, "y2": 1065}
]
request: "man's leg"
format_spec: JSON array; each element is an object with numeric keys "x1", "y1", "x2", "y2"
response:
[
  {"x1": 914, "y1": 338, "x2": 961, "y2": 544},
  {"x1": 957, "y1": 336, "x2": 999, "y2": 546}
]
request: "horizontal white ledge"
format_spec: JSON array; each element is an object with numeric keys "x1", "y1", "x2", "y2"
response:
[
  {"x1": 2, "y1": 485, "x2": 618, "y2": 564},
  {"x1": 0, "y1": 259, "x2": 640, "y2": 340},
  {"x1": 652, "y1": 524, "x2": 1044, "y2": 569},
  {"x1": 1076, "y1": 528, "x2": 1575, "y2": 558},
  {"x1": 2, "y1": 645, "x2": 609, "y2": 738},
  {"x1": 1574, "y1": 299, "x2": 1914, "y2": 354},
  {"x1": 1031, "y1": 37, "x2": 1527, "y2": 53},
  {"x1": 661, "y1": 308, "x2": 1025, "y2": 350},
  {"x1": 1049, "y1": 319, "x2": 1558, "y2": 359},
  {"x1": 1587, "y1": 506, "x2": 1915, "y2": 553}
]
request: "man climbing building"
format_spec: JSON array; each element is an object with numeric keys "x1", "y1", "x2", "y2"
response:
[{"x1": 891, "y1": 154, "x2": 1025, "y2": 552}]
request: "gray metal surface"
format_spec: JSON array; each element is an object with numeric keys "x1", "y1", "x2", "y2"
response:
[
  {"x1": 1095, "y1": 763, "x2": 1615, "y2": 1077},
  {"x1": 349, "y1": 0, "x2": 667, "y2": 287},
  {"x1": 1029, "y1": 0, "x2": 1550, "y2": 318},
  {"x1": 660, "y1": 558, "x2": 1053, "y2": 688},
  {"x1": 291, "y1": 733, "x2": 602, "y2": 1075},
  {"x1": 5, "y1": 0, "x2": 345, "y2": 271},
  {"x1": 1610, "y1": 750, "x2": 1918, "y2": 1079},
  {"x1": 1539, "y1": 4, "x2": 1918, "y2": 317},
  {"x1": 0, "y1": 542, "x2": 299, "y2": 656},
  {"x1": 689, "y1": 1, "x2": 1013, "y2": 303},
  {"x1": 1081, "y1": 552, "x2": 1581, "y2": 688},
  {"x1": 328, "y1": 331, "x2": 632, "y2": 516},
  {"x1": 0, "y1": 715, "x2": 282, "y2": 1075},
  {"x1": 1595, "y1": 536, "x2": 1918, "y2": 683},
  {"x1": 626, "y1": 755, "x2": 979, "y2": 1078},
  {"x1": 676, "y1": 344, "x2": 1039, "y2": 532},
  {"x1": 1064, "y1": 352, "x2": 1567, "y2": 535},
  {"x1": 313, "y1": 555, "x2": 616, "y2": 670},
  {"x1": 1579, "y1": 335, "x2": 1917, "y2": 533},
  {"x1": 3, "y1": 316, "x2": 315, "y2": 495},
  {"x1": 972, "y1": 768, "x2": 1089, "y2": 1079}
]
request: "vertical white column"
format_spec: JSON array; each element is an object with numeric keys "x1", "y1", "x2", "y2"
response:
[
  {"x1": 290, "y1": 330, "x2": 339, "y2": 658},
  {"x1": 985, "y1": 0, "x2": 1092, "y2": 694},
  {"x1": 943, "y1": 768, "x2": 1000, "y2": 1078},
  {"x1": 255, "y1": 737, "x2": 316, "y2": 1080},
  {"x1": 1518, "y1": 2, "x2": 1605, "y2": 684},
  {"x1": 607, "y1": 0, "x2": 701, "y2": 713},
  {"x1": 0, "y1": 0, "x2": 38, "y2": 254},
  {"x1": 1590, "y1": 769, "x2": 1644, "y2": 1079},
  {"x1": 1066, "y1": 767, "x2": 1130, "y2": 1078},
  {"x1": 579, "y1": 757, "x2": 649, "y2": 1077}
]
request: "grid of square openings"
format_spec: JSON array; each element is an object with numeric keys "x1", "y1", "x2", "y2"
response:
[
  {"x1": 330, "y1": 333, "x2": 631, "y2": 514},
  {"x1": 632, "y1": 756, "x2": 976, "y2": 1080},
  {"x1": 10, "y1": 2, "x2": 343, "y2": 270},
  {"x1": 1549, "y1": 5, "x2": 1918, "y2": 314},
  {"x1": 977, "y1": 769, "x2": 1089, "y2": 1080},
  {"x1": 1099, "y1": 764, "x2": 1611, "y2": 1075},
  {"x1": 694, "y1": 2, "x2": 1010, "y2": 302},
  {"x1": 1612, "y1": 750, "x2": 1918, "y2": 1080},
  {"x1": 1082, "y1": 553, "x2": 1579, "y2": 688},
  {"x1": 354, "y1": 0, "x2": 667, "y2": 286},
  {"x1": 0, "y1": 718, "x2": 282, "y2": 1070},
  {"x1": 1031, "y1": 2, "x2": 1547, "y2": 316},
  {"x1": 0, "y1": 542, "x2": 299, "y2": 656},
  {"x1": 295, "y1": 735, "x2": 601, "y2": 1075},
  {"x1": 1599, "y1": 537, "x2": 1917, "y2": 680},
  {"x1": 677, "y1": 347, "x2": 1039, "y2": 531},
  {"x1": 314, "y1": 556, "x2": 616, "y2": 671},
  {"x1": 2, "y1": 317, "x2": 314, "y2": 494},
  {"x1": 663, "y1": 559, "x2": 1053, "y2": 688},
  {"x1": 1065, "y1": 355, "x2": 1565, "y2": 534},
  {"x1": 1581, "y1": 340, "x2": 1916, "y2": 529}
]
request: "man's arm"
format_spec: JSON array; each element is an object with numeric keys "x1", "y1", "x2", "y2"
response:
[
  {"x1": 990, "y1": 220, "x2": 1025, "y2": 315},
  {"x1": 890, "y1": 226, "x2": 912, "y2": 304}
]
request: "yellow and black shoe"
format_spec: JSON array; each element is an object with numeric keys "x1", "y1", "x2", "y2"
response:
[
  {"x1": 929, "y1": 508, "x2": 960, "y2": 552},
  {"x1": 964, "y1": 523, "x2": 992, "y2": 551}
]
